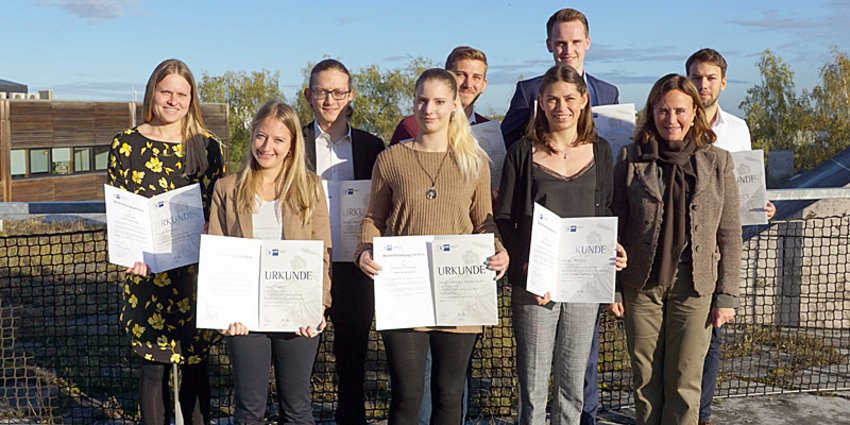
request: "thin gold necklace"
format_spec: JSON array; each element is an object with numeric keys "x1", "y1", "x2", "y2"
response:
[{"x1": 410, "y1": 143, "x2": 451, "y2": 200}]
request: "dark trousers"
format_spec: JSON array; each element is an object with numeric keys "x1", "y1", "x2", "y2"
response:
[
  {"x1": 699, "y1": 326, "x2": 723, "y2": 422},
  {"x1": 138, "y1": 359, "x2": 210, "y2": 425},
  {"x1": 227, "y1": 333, "x2": 320, "y2": 425},
  {"x1": 329, "y1": 262, "x2": 374, "y2": 425},
  {"x1": 381, "y1": 330, "x2": 478, "y2": 425},
  {"x1": 581, "y1": 311, "x2": 601, "y2": 425}
]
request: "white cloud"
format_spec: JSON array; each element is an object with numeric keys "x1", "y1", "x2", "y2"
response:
[{"x1": 39, "y1": 0, "x2": 137, "y2": 22}]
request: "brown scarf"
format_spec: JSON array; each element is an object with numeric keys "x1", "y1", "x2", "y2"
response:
[{"x1": 636, "y1": 138, "x2": 697, "y2": 286}]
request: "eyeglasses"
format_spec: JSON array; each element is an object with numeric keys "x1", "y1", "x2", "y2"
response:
[{"x1": 311, "y1": 88, "x2": 351, "y2": 100}]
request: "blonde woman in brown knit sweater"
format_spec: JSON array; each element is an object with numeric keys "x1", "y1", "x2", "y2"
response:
[{"x1": 356, "y1": 68, "x2": 509, "y2": 425}]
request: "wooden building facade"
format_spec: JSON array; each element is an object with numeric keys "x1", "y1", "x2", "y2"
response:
[{"x1": 0, "y1": 100, "x2": 228, "y2": 202}]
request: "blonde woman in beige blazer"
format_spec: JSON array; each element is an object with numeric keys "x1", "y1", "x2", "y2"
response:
[{"x1": 208, "y1": 100, "x2": 331, "y2": 424}]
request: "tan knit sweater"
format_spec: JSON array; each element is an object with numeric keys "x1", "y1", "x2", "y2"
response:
[{"x1": 358, "y1": 143, "x2": 504, "y2": 334}]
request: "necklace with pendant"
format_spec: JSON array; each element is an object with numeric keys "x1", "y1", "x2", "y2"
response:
[
  {"x1": 412, "y1": 144, "x2": 451, "y2": 200},
  {"x1": 550, "y1": 144, "x2": 570, "y2": 159}
]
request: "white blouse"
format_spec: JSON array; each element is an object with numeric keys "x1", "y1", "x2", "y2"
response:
[{"x1": 252, "y1": 197, "x2": 282, "y2": 240}]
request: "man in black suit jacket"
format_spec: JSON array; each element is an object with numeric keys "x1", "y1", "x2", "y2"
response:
[
  {"x1": 501, "y1": 8, "x2": 619, "y2": 147},
  {"x1": 303, "y1": 123, "x2": 383, "y2": 181},
  {"x1": 302, "y1": 59, "x2": 384, "y2": 425},
  {"x1": 501, "y1": 10, "x2": 617, "y2": 425}
]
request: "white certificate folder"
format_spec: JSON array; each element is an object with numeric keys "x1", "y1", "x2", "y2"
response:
[
  {"x1": 526, "y1": 203, "x2": 618, "y2": 303},
  {"x1": 730, "y1": 150, "x2": 768, "y2": 226},
  {"x1": 372, "y1": 234, "x2": 498, "y2": 330},
  {"x1": 104, "y1": 183, "x2": 204, "y2": 273},
  {"x1": 323, "y1": 179, "x2": 372, "y2": 262},
  {"x1": 196, "y1": 235, "x2": 324, "y2": 333}
]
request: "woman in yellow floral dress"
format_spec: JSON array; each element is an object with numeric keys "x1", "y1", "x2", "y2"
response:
[{"x1": 107, "y1": 59, "x2": 224, "y2": 425}]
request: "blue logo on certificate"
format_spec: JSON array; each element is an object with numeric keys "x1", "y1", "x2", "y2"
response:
[
  {"x1": 156, "y1": 200, "x2": 165, "y2": 208},
  {"x1": 569, "y1": 225, "x2": 577, "y2": 233},
  {"x1": 345, "y1": 188, "x2": 355, "y2": 195},
  {"x1": 269, "y1": 249, "x2": 279, "y2": 256},
  {"x1": 440, "y1": 244, "x2": 451, "y2": 252}
]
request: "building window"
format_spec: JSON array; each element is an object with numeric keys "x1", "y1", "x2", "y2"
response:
[
  {"x1": 29, "y1": 149, "x2": 49, "y2": 175},
  {"x1": 52, "y1": 147, "x2": 71, "y2": 175},
  {"x1": 94, "y1": 146, "x2": 110, "y2": 171},
  {"x1": 74, "y1": 147, "x2": 92, "y2": 172},
  {"x1": 11, "y1": 149, "x2": 26, "y2": 179}
]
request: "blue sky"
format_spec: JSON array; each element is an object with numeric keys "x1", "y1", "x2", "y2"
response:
[{"x1": 4, "y1": 0, "x2": 849, "y2": 118}]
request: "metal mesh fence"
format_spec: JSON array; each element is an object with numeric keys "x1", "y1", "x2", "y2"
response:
[{"x1": 1, "y1": 217, "x2": 849, "y2": 423}]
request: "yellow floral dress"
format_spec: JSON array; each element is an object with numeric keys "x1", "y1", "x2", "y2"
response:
[{"x1": 107, "y1": 127, "x2": 224, "y2": 364}]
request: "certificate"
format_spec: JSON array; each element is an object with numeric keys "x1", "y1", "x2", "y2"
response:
[
  {"x1": 592, "y1": 103, "x2": 636, "y2": 162},
  {"x1": 338, "y1": 180, "x2": 372, "y2": 261},
  {"x1": 323, "y1": 180, "x2": 372, "y2": 262},
  {"x1": 432, "y1": 235, "x2": 499, "y2": 326},
  {"x1": 527, "y1": 203, "x2": 618, "y2": 303},
  {"x1": 373, "y1": 234, "x2": 497, "y2": 330},
  {"x1": 373, "y1": 236, "x2": 435, "y2": 330},
  {"x1": 471, "y1": 121, "x2": 507, "y2": 191},
  {"x1": 196, "y1": 235, "x2": 324, "y2": 332},
  {"x1": 104, "y1": 183, "x2": 204, "y2": 273},
  {"x1": 730, "y1": 150, "x2": 768, "y2": 226}
]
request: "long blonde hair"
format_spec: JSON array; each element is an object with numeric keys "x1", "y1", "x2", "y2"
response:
[
  {"x1": 235, "y1": 100, "x2": 318, "y2": 225},
  {"x1": 142, "y1": 59, "x2": 212, "y2": 176},
  {"x1": 415, "y1": 68, "x2": 486, "y2": 181}
]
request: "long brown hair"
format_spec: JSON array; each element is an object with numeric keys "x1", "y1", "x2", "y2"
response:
[
  {"x1": 235, "y1": 101, "x2": 318, "y2": 225},
  {"x1": 634, "y1": 74, "x2": 716, "y2": 148},
  {"x1": 526, "y1": 64, "x2": 596, "y2": 150},
  {"x1": 142, "y1": 59, "x2": 214, "y2": 176}
]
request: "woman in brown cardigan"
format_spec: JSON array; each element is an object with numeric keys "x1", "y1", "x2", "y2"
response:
[
  {"x1": 608, "y1": 74, "x2": 742, "y2": 425},
  {"x1": 356, "y1": 68, "x2": 508, "y2": 425},
  {"x1": 209, "y1": 100, "x2": 331, "y2": 424}
]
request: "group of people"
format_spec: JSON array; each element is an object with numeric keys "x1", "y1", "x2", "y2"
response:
[{"x1": 108, "y1": 7, "x2": 776, "y2": 425}]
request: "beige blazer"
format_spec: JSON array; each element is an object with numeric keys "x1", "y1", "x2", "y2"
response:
[{"x1": 208, "y1": 173, "x2": 333, "y2": 308}]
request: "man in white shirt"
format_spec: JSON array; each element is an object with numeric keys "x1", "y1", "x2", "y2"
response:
[
  {"x1": 302, "y1": 59, "x2": 384, "y2": 425},
  {"x1": 686, "y1": 48, "x2": 774, "y2": 425},
  {"x1": 686, "y1": 48, "x2": 752, "y2": 153}
]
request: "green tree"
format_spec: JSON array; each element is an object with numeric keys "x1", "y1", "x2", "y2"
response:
[
  {"x1": 740, "y1": 49, "x2": 816, "y2": 171},
  {"x1": 293, "y1": 61, "x2": 315, "y2": 127},
  {"x1": 294, "y1": 57, "x2": 434, "y2": 142},
  {"x1": 809, "y1": 48, "x2": 850, "y2": 167},
  {"x1": 197, "y1": 70, "x2": 283, "y2": 171}
]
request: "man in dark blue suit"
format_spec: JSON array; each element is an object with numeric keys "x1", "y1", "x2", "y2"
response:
[
  {"x1": 501, "y1": 9, "x2": 618, "y2": 425},
  {"x1": 501, "y1": 8, "x2": 619, "y2": 147}
]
